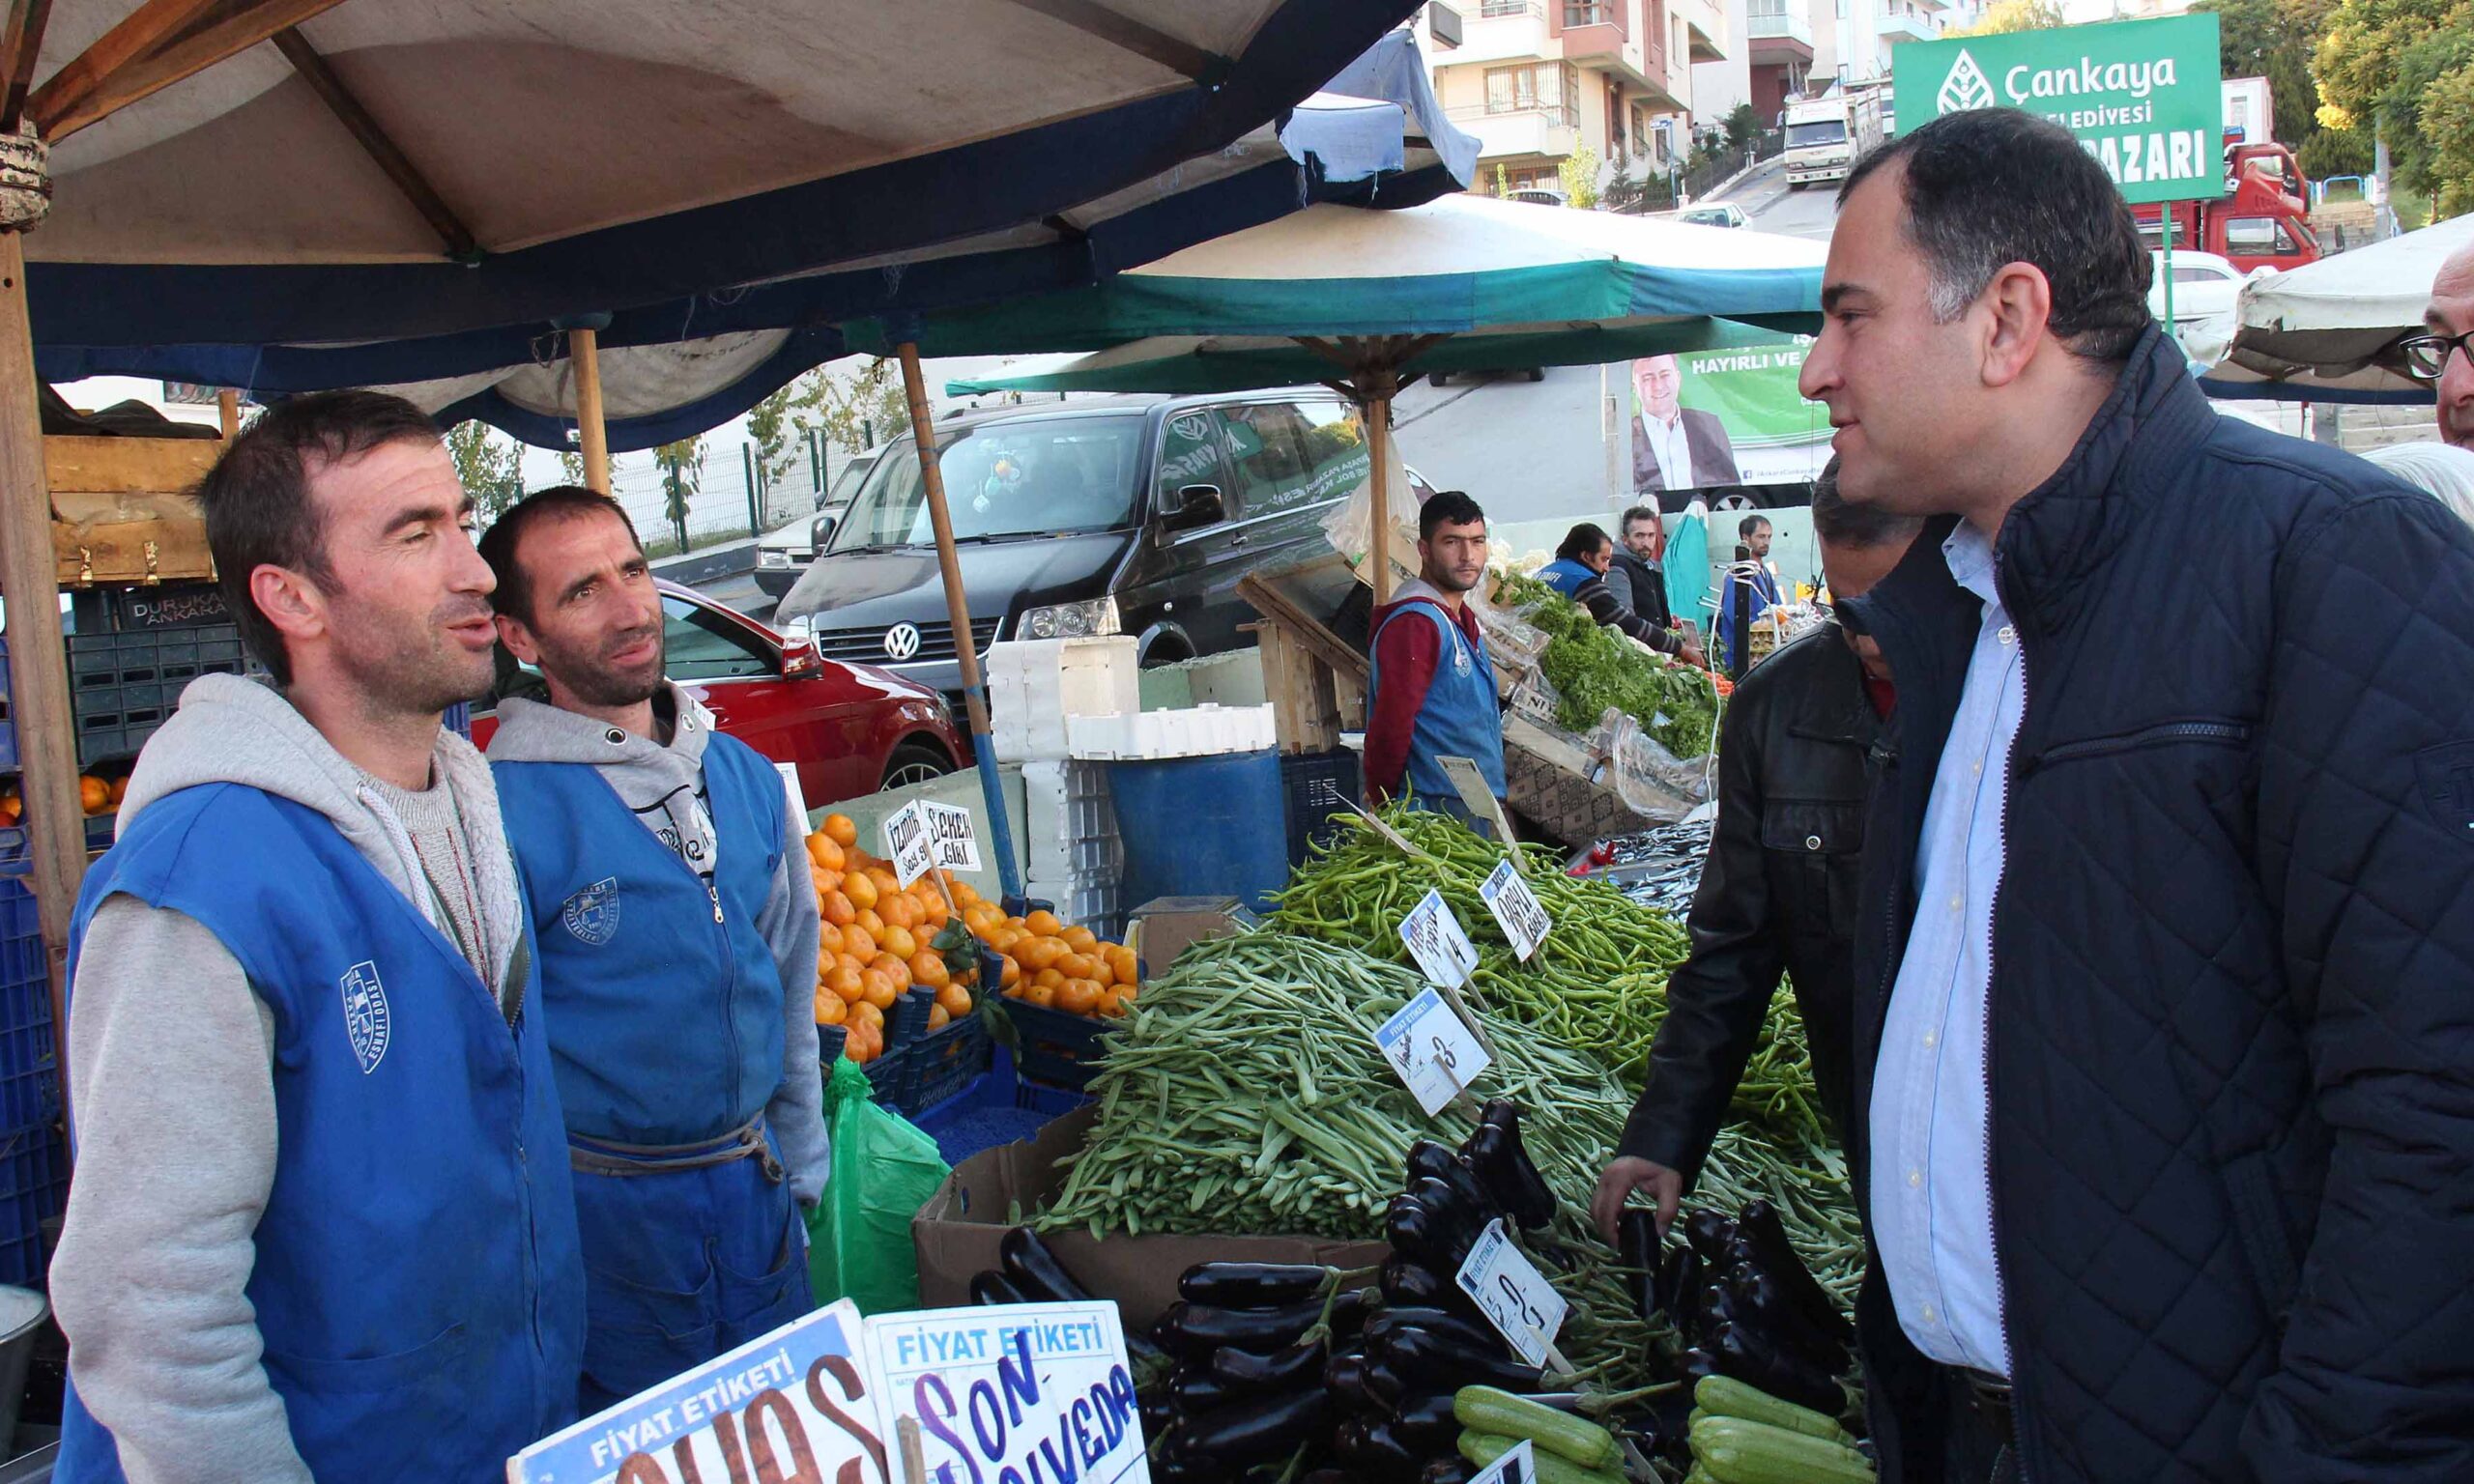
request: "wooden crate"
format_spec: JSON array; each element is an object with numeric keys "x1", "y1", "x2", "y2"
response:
[{"x1": 43, "y1": 436, "x2": 219, "y2": 588}]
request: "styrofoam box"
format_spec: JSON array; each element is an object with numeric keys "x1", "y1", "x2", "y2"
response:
[
  {"x1": 989, "y1": 638, "x2": 1140, "y2": 760},
  {"x1": 1065, "y1": 704, "x2": 1278, "y2": 761},
  {"x1": 1026, "y1": 872, "x2": 1126, "y2": 943}
]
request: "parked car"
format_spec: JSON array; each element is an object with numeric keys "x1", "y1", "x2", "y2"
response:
[
  {"x1": 2147, "y1": 248, "x2": 2247, "y2": 325},
  {"x1": 1660, "y1": 203, "x2": 1749, "y2": 230},
  {"x1": 775, "y1": 389, "x2": 1374, "y2": 699},
  {"x1": 472, "y1": 579, "x2": 964, "y2": 809},
  {"x1": 756, "y1": 445, "x2": 884, "y2": 599}
]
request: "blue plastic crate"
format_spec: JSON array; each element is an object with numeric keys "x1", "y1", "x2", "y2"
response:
[
  {"x1": 0, "y1": 1119, "x2": 66, "y2": 1288},
  {"x1": 1001, "y1": 996, "x2": 1116, "y2": 1092},
  {"x1": 0, "y1": 881, "x2": 51, "y2": 1131},
  {"x1": 912, "y1": 1048, "x2": 1091, "y2": 1165},
  {"x1": 894, "y1": 1011, "x2": 992, "y2": 1118}
]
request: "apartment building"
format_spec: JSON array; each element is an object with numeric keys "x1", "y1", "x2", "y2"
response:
[{"x1": 1415, "y1": 0, "x2": 1732, "y2": 193}]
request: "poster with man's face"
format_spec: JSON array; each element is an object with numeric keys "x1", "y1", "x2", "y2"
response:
[{"x1": 1629, "y1": 338, "x2": 1832, "y2": 507}]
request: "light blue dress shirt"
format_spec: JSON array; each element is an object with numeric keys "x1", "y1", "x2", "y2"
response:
[{"x1": 1866, "y1": 519, "x2": 2021, "y2": 1377}]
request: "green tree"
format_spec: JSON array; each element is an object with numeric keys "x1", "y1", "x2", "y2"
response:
[
  {"x1": 1559, "y1": 145, "x2": 1602, "y2": 208},
  {"x1": 445, "y1": 420, "x2": 526, "y2": 525},
  {"x1": 652, "y1": 436, "x2": 705, "y2": 551},
  {"x1": 792, "y1": 359, "x2": 911, "y2": 456},
  {"x1": 746, "y1": 382, "x2": 800, "y2": 490},
  {"x1": 1724, "y1": 101, "x2": 1760, "y2": 153},
  {"x1": 557, "y1": 447, "x2": 587, "y2": 487},
  {"x1": 2316, "y1": 0, "x2": 2474, "y2": 213},
  {"x1": 2196, "y1": 0, "x2": 2335, "y2": 147},
  {"x1": 1948, "y1": 0, "x2": 2064, "y2": 35}
]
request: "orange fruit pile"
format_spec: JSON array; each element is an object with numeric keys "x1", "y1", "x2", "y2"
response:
[
  {"x1": 803, "y1": 812, "x2": 1139, "y2": 1056},
  {"x1": 805, "y1": 813, "x2": 977, "y2": 1065}
]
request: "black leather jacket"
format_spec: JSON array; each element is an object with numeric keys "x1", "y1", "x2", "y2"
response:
[{"x1": 1618, "y1": 623, "x2": 1875, "y2": 1177}]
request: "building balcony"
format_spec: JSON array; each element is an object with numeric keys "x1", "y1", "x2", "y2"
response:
[
  {"x1": 1681, "y1": 0, "x2": 1730, "y2": 59},
  {"x1": 1746, "y1": 0, "x2": 1815, "y2": 59},
  {"x1": 1446, "y1": 102, "x2": 1583, "y2": 161},
  {"x1": 1874, "y1": 9, "x2": 1938, "y2": 41},
  {"x1": 1452, "y1": 0, "x2": 1557, "y2": 65}
]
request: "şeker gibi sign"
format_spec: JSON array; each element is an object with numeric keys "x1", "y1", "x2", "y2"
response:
[{"x1": 1894, "y1": 14, "x2": 2225, "y2": 207}]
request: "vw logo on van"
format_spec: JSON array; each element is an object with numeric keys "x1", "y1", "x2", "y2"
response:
[{"x1": 882, "y1": 623, "x2": 922, "y2": 662}]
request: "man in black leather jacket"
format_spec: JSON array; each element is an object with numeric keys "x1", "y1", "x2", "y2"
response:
[{"x1": 1594, "y1": 468, "x2": 1918, "y2": 1239}]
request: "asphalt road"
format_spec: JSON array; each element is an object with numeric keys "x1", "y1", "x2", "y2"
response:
[{"x1": 1722, "y1": 157, "x2": 1844, "y2": 242}]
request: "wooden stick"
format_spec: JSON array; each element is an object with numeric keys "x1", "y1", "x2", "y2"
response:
[
  {"x1": 0, "y1": 234, "x2": 85, "y2": 1123},
  {"x1": 216, "y1": 387, "x2": 238, "y2": 441},
  {"x1": 897, "y1": 1414, "x2": 929, "y2": 1484},
  {"x1": 1366, "y1": 389, "x2": 1393, "y2": 606},
  {"x1": 570, "y1": 328, "x2": 611, "y2": 494}
]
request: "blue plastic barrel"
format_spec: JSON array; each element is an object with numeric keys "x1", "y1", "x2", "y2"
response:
[{"x1": 1106, "y1": 751, "x2": 1290, "y2": 913}]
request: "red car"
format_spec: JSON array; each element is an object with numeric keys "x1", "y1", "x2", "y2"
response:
[{"x1": 472, "y1": 580, "x2": 966, "y2": 812}]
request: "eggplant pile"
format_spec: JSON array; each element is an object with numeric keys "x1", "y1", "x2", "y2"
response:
[
  {"x1": 1661, "y1": 1202, "x2": 1855, "y2": 1420},
  {"x1": 966, "y1": 1226, "x2": 1166, "y2": 1368},
  {"x1": 1147, "y1": 1262, "x2": 1367, "y2": 1481}
]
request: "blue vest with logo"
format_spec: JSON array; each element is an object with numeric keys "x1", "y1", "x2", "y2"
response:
[
  {"x1": 60, "y1": 783, "x2": 585, "y2": 1484},
  {"x1": 491, "y1": 732, "x2": 789, "y2": 1145},
  {"x1": 1538, "y1": 558, "x2": 1596, "y2": 599},
  {"x1": 1371, "y1": 597, "x2": 1508, "y2": 808}
]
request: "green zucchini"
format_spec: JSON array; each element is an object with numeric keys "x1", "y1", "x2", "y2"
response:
[
  {"x1": 1453, "y1": 1386, "x2": 1621, "y2": 1470},
  {"x1": 1688, "y1": 1416, "x2": 1874, "y2": 1484},
  {"x1": 1694, "y1": 1374, "x2": 1853, "y2": 1444},
  {"x1": 1683, "y1": 1470, "x2": 1718, "y2": 1484},
  {"x1": 1456, "y1": 1431, "x2": 1626, "y2": 1484}
]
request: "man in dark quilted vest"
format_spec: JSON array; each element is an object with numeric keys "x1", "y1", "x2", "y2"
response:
[{"x1": 1802, "y1": 107, "x2": 2474, "y2": 1483}]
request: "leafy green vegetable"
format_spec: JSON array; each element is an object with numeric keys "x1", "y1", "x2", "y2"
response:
[{"x1": 1494, "y1": 572, "x2": 1719, "y2": 756}]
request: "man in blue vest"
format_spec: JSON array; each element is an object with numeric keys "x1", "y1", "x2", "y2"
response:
[
  {"x1": 50, "y1": 391, "x2": 585, "y2": 1484},
  {"x1": 1366, "y1": 491, "x2": 1508, "y2": 831},
  {"x1": 478, "y1": 488, "x2": 826, "y2": 1413}
]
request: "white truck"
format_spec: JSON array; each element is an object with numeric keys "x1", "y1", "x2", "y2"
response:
[{"x1": 1782, "y1": 91, "x2": 1884, "y2": 189}]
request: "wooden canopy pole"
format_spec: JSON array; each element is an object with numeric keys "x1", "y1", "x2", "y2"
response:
[
  {"x1": 0, "y1": 235, "x2": 85, "y2": 1095},
  {"x1": 1363, "y1": 368, "x2": 1397, "y2": 606},
  {"x1": 216, "y1": 386, "x2": 239, "y2": 440},
  {"x1": 569, "y1": 327, "x2": 611, "y2": 494},
  {"x1": 894, "y1": 341, "x2": 1022, "y2": 899}
]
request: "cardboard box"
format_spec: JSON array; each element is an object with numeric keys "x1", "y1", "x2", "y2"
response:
[
  {"x1": 1127, "y1": 896, "x2": 1254, "y2": 973},
  {"x1": 911, "y1": 1104, "x2": 1390, "y2": 1331}
]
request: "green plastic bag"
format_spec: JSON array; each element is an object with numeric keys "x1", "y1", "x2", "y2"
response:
[{"x1": 806, "y1": 1059, "x2": 952, "y2": 1315}]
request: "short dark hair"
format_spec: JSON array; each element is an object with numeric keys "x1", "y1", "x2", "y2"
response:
[
  {"x1": 477, "y1": 486, "x2": 644, "y2": 625},
  {"x1": 196, "y1": 390, "x2": 441, "y2": 685},
  {"x1": 1419, "y1": 490, "x2": 1486, "y2": 541},
  {"x1": 1810, "y1": 458, "x2": 1924, "y2": 550},
  {"x1": 1555, "y1": 522, "x2": 1613, "y2": 562},
  {"x1": 1841, "y1": 108, "x2": 2150, "y2": 361},
  {"x1": 1738, "y1": 514, "x2": 1771, "y2": 540},
  {"x1": 1620, "y1": 505, "x2": 1661, "y2": 534}
]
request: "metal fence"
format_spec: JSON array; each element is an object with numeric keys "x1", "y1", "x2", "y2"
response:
[{"x1": 606, "y1": 438, "x2": 838, "y2": 553}]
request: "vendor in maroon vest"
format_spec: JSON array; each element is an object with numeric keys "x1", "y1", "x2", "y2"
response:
[{"x1": 1366, "y1": 491, "x2": 1508, "y2": 831}]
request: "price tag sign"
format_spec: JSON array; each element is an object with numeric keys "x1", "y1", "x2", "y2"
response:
[
  {"x1": 776, "y1": 762, "x2": 810, "y2": 835},
  {"x1": 1397, "y1": 888, "x2": 1480, "y2": 990},
  {"x1": 1372, "y1": 985, "x2": 1493, "y2": 1117},
  {"x1": 1455, "y1": 1218, "x2": 1568, "y2": 1371},
  {"x1": 1469, "y1": 1439, "x2": 1536, "y2": 1484},
  {"x1": 921, "y1": 801, "x2": 982, "y2": 871},
  {"x1": 883, "y1": 802, "x2": 935, "y2": 888},
  {"x1": 1479, "y1": 859, "x2": 1553, "y2": 962}
]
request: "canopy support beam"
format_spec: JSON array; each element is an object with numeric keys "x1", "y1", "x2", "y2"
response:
[
  {"x1": 1361, "y1": 369, "x2": 1396, "y2": 606},
  {"x1": 272, "y1": 25, "x2": 478, "y2": 261},
  {"x1": 569, "y1": 327, "x2": 610, "y2": 494},
  {"x1": 998, "y1": 0, "x2": 1221, "y2": 81},
  {"x1": 0, "y1": 0, "x2": 52, "y2": 131},
  {"x1": 896, "y1": 341, "x2": 1022, "y2": 899},
  {"x1": 31, "y1": 0, "x2": 351, "y2": 143},
  {"x1": 0, "y1": 233, "x2": 85, "y2": 1118}
]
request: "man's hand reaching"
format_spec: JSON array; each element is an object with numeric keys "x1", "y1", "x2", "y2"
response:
[{"x1": 1593, "y1": 1156, "x2": 1684, "y2": 1242}]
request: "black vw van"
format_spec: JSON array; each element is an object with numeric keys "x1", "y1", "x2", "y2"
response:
[{"x1": 775, "y1": 389, "x2": 1373, "y2": 698}]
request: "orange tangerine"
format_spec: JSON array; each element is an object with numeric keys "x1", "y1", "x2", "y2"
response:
[
  {"x1": 1060, "y1": 926, "x2": 1098, "y2": 954},
  {"x1": 1023, "y1": 909, "x2": 1063, "y2": 937},
  {"x1": 843, "y1": 871, "x2": 879, "y2": 911},
  {"x1": 823, "y1": 813, "x2": 858, "y2": 848},
  {"x1": 1023, "y1": 981, "x2": 1057, "y2": 1009},
  {"x1": 840, "y1": 923, "x2": 877, "y2": 961},
  {"x1": 935, "y1": 983, "x2": 973, "y2": 1018},
  {"x1": 907, "y1": 950, "x2": 951, "y2": 990}
]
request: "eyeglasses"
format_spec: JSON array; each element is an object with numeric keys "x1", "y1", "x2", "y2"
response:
[{"x1": 2395, "y1": 330, "x2": 2474, "y2": 383}]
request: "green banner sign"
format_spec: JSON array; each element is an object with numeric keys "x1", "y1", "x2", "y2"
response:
[
  {"x1": 1892, "y1": 14, "x2": 2224, "y2": 205},
  {"x1": 1629, "y1": 340, "x2": 1829, "y2": 494}
]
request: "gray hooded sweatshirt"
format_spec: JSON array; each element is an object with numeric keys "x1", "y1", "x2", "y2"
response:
[
  {"x1": 50, "y1": 672, "x2": 529, "y2": 1484},
  {"x1": 483, "y1": 683, "x2": 827, "y2": 1206}
]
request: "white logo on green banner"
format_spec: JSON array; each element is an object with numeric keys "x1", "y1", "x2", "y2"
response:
[{"x1": 1938, "y1": 50, "x2": 1996, "y2": 115}]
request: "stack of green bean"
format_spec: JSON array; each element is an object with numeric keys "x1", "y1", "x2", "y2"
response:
[{"x1": 1036, "y1": 930, "x2": 1671, "y2": 1384}]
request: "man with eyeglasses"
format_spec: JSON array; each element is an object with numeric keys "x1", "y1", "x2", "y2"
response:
[{"x1": 2407, "y1": 239, "x2": 2474, "y2": 449}]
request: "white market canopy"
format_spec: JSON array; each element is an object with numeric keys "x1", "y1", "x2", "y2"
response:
[
  {"x1": 2205, "y1": 212, "x2": 2474, "y2": 402},
  {"x1": 916, "y1": 194, "x2": 1827, "y2": 392}
]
